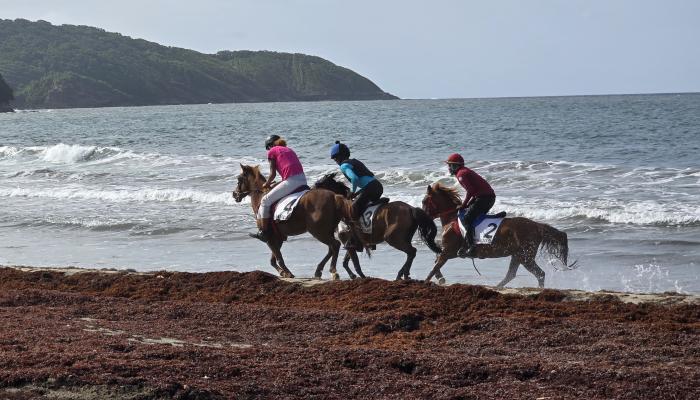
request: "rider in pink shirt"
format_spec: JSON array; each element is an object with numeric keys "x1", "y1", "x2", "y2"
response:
[
  {"x1": 267, "y1": 145, "x2": 304, "y2": 180},
  {"x1": 250, "y1": 135, "x2": 307, "y2": 242}
]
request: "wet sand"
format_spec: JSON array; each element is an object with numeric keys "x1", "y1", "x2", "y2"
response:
[{"x1": 0, "y1": 266, "x2": 698, "y2": 399}]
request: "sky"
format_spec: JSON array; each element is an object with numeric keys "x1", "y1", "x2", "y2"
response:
[{"x1": 1, "y1": 0, "x2": 698, "y2": 99}]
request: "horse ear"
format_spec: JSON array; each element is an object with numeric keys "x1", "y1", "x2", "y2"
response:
[{"x1": 427, "y1": 185, "x2": 433, "y2": 194}]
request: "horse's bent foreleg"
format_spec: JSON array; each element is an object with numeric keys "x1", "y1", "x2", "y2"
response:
[
  {"x1": 426, "y1": 253, "x2": 450, "y2": 283},
  {"x1": 433, "y1": 269, "x2": 446, "y2": 285},
  {"x1": 522, "y1": 259, "x2": 545, "y2": 288},
  {"x1": 496, "y1": 256, "x2": 521, "y2": 288}
]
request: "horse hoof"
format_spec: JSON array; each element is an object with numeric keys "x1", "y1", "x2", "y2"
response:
[
  {"x1": 313, "y1": 274, "x2": 322, "y2": 280},
  {"x1": 438, "y1": 277, "x2": 446, "y2": 285},
  {"x1": 331, "y1": 272, "x2": 340, "y2": 281},
  {"x1": 348, "y1": 273, "x2": 357, "y2": 280}
]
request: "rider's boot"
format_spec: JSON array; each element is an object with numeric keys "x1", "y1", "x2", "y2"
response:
[
  {"x1": 249, "y1": 218, "x2": 270, "y2": 242},
  {"x1": 457, "y1": 225, "x2": 476, "y2": 258}
]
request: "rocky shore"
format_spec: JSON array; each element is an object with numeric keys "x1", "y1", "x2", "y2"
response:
[{"x1": 0, "y1": 266, "x2": 698, "y2": 399}]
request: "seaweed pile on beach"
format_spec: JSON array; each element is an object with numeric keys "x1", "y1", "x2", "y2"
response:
[{"x1": 0, "y1": 267, "x2": 698, "y2": 399}]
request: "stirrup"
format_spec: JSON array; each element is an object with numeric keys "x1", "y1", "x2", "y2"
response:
[{"x1": 457, "y1": 245, "x2": 475, "y2": 259}]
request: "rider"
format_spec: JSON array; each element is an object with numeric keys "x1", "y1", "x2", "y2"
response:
[
  {"x1": 250, "y1": 134, "x2": 307, "y2": 242},
  {"x1": 330, "y1": 141, "x2": 383, "y2": 222},
  {"x1": 445, "y1": 153, "x2": 496, "y2": 258}
]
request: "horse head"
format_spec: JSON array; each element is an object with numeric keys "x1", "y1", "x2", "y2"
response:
[
  {"x1": 422, "y1": 183, "x2": 462, "y2": 218},
  {"x1": 314, "y1": 172, "x2": 350, "y2": 197},
  {"x1": 232, "y1": 164, "x2": 265, "y2": 202}
]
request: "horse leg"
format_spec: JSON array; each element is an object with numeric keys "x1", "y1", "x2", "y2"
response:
[
  {"x1": 496, "y1": 256, "x2": 521, "y2": 288},
  {"x1": 385, "y1": 224, "x2": 418, "y2": 280},
  {"x1": 385, "y1": 236, "x2": 416, "y2": 280},
  {"x1": 269, "y1": 254, "x2": 284, "y2": 276},
  {"x1": 522, "y1": 259, "x2": 546, "y2": 288},
  {"x1": 267, "y1": 240, "x2": 294, "y2": 278},
  {"x1": 313, "y1": 235, "x2": 341, "y2": 280},
  {"x1": 315, "y1": 252, "x2": 333, "y2": 278},
  {"x1": 340, "y1": 251, "x2": 357, "y2": 280},
  {"x1": 425, "y1": 253, "x2": 450, "y2": 283},
  {"x1": 349, "y1": 250, "x2": 366, "y2": 278},
  {"x1": 433, "y1": 270, "x2": 446, "y2": 285},
  {"x1": 400, "y1": 246, "x2": 417, "y2": 280}
]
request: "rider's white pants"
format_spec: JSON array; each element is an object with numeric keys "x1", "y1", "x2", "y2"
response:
[{"x1": 257, "y1": 173, "x2": 307, "y2": 219}]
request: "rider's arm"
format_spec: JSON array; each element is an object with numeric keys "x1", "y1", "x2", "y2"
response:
[
  {"x1": 340, "y1": 163, "x2": 360, "y2": 193},
  {"x1": 264, "y1": 158, "x2": 277, "y2": 189}
]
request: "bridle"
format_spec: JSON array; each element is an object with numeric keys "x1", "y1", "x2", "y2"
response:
[
  {"x1": 232, "y1": 174, "x2": 264, "y2": 200},
  {"x1": 424, "y1": 192, "x2": 457, "y2": 221}
]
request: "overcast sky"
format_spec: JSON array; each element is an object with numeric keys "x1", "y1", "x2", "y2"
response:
[{"x1": 1, "y1": 0, "x2": 698, "y2": 99}]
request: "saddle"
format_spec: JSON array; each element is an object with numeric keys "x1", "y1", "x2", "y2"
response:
[
  {"x1": 358, "y1": 198, "x2": 389, "y2": 234},
  {"x1": 454, "y1": 211, "x2": 507, "y2": 245},
  {"x1": 268, "y1": 185, "x2": 310, "y2": 241}
]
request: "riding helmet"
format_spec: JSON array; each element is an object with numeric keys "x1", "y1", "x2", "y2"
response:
[
  {"x1": 330, "y1": 141, "x2": 350, "y2": 160},
  {"x1": 445, "y1": 153, "x2": 465, "y2": 165},
  {"x1": 265, "y1": 134, "x2": 281, "y2": 150}
]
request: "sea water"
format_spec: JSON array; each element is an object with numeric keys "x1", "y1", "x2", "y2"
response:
[{"x1": 1, "y1": 94, "x2": 699, "y2": 293}]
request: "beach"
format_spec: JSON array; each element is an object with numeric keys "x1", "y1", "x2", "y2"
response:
[{"x1": 1, "y1": 266, "x2": 698, "y2": 399}]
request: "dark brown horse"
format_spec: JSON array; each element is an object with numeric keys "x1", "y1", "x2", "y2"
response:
[
  {"x1": 422, "y1": 183, "x2": 576, "y2": 287},
  {"x1": 314, "y1": 173, "x2": 442, "y2": 280},
  {"x1": 232, "y1": 165, "x2": 354, "y2": 280}
]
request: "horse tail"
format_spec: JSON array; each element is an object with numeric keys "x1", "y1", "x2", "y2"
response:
[
  {"x1": 539, "y1": 223, "x2": 576, "y2": 268},
  {"x1": 333, "y1": 194, "x2": 373, "y2": 257},
  {"x1": 411, "y1": 207, "x2": 442, "y2": 254}
]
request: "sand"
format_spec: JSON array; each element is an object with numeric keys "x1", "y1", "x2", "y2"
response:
[{"x1": 0, "y1": 266, "x2": 698, "y2": 399}]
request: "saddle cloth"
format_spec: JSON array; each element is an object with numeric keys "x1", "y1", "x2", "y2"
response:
[
  {"x1": 456, "y1": 211, "x2": 506, "y2": 245},
  {"x1": 359, "y1": 198, "x2": 389, "y2": 234},
  {"x1": 273, "y1": 189, "x2": 309, "y2": 221}
]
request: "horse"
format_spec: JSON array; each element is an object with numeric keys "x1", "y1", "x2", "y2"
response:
[
  {"x1": 232, "y1": 164, "x2": 355, "y2": 280},
  {"x1": 314, "y1": 173, "x2": 442, "y2": 280},
  {"x1": 422, "y1": 183, "x2": 577, "y2": 287}
]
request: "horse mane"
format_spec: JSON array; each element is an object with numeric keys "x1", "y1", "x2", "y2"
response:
[
  {"x1": 241, "y1": 164, "x2": 266, "y2": 186},
  {"x1": 432, "y1": 183, "x2": 462, "y2": 206},
  {"x1": 314, "y1": 172, "x2": 350, "y2": 196}
]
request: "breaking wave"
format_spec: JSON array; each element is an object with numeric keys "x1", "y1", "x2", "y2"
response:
[{"x1": 0, "y1": 187, "x2": 241, "y2": 205}]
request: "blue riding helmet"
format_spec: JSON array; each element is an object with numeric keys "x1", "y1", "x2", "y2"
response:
[{"x1": 330, "y1": 141, "x2": 350, "y2": 160}]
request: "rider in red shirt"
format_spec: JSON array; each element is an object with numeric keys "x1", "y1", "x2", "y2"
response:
[{"x1": 446, "y1": 153, "x2": 496, "y2": 257}]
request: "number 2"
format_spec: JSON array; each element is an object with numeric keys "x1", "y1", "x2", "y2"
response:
[{"x1": 484, "y1": 223, "x2": 497, "y2": 239}]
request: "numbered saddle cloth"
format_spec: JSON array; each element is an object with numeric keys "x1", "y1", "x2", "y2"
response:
[
  {"x1": 457, "y1": 212, "x2": 505, "y2": 245},
  {"x1": 273, "y1": 190, "x2": 309, "y2": 221},
  {"x1": 359, "y1": 203, "x2": 383, "y2": 234}
]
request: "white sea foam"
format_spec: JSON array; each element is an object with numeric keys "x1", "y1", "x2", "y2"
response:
[{"x1": 0, "y1": 186, "x2": 242, "y2": 205}]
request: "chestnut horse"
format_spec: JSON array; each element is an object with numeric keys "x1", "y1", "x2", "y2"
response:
[
  {"x1": 232, "y1": 164, "x2": 353, "y2": 279},
  {"x1": 314, "y1": 173, "x2": 442, "y2": 280},
  {"x1": 422, "y1": 183, "x2": 576, "y2": 287}
]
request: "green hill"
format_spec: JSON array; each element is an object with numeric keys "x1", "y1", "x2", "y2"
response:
[
  {"x1": 0, "y1": 19, "x2": 397, "y2": 109},
  {"x1": 0, "y1": 72, "x2": 13, "y2": 112}
]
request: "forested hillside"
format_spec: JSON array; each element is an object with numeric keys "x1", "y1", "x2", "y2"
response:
[
  {"x1": 0, "y1": 72, "x2": 14, "y2": 112},
  {"x1": 0, "y1": 19, "x2": 397, "y2": 109}
]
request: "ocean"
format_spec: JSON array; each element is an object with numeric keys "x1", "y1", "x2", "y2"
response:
[{"x1": 1, "y1": 94, "x2": 699, "y2": 294}]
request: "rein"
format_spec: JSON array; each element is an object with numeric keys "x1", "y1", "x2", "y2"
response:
[{"x1": 425, "y1": 194, "x2": 458, "y2": 221}]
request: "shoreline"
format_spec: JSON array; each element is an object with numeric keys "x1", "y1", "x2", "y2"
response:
[
  {"x1": 1, "y1": 265, "x2": 698, "y2": 399},
  {"x1": 6, "y1": 264, "x2": 698, "y2": 305}
]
